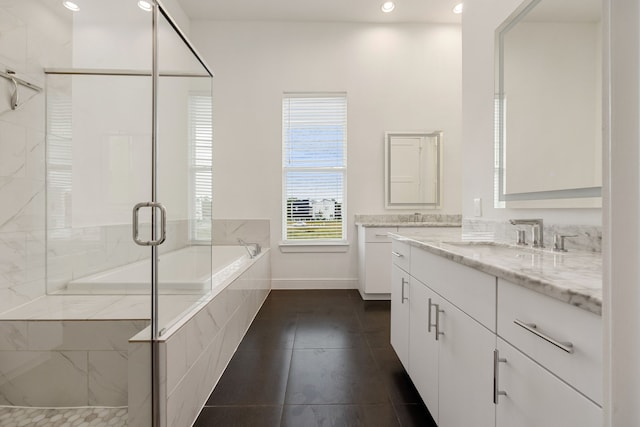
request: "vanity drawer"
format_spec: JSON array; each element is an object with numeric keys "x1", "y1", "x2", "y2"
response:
[
  {"x1": 497, "y1": 279, "x2": 602, "y2": 405},
  {"x1": 365, "y1": 227, "x2": 397, "y2": 243},
  {"x1": 411, "y1": 248, "x2": 496, "y2": 332},
  {"x1": 391, "y1": 239, "x2": 411, "y2": 272}
]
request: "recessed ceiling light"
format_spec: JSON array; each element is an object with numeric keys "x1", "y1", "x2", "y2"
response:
[
  {"x1": 381, "y1": 1, "x2": 395, "y2": 13},
  {"x1": 138, "y1": 1, "x2": 153, "y2": 12},
  {"x1": 453, "y1": 3, "x2": 463, "y2": 14},
  {"x1": 62, "y1": 1, "x2": 79, "y2": 11}
]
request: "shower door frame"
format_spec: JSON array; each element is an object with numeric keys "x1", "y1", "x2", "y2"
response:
[
  {"x1": 44, "y1": 2, "x2": 213, "y2": 425},
  {"x1": 150, "y1": 3, "x2": 214, "y2": 426}
]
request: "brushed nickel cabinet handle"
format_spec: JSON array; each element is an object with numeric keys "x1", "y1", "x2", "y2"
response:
[
  {"x1": 493, "y1": 349, "x2": 507, "y2": 404},
  {"x1": 514, "y1": 319, "x2": 574, "y2": 354}
]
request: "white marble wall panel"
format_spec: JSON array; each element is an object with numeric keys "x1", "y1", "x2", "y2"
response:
[
  {"x1": 26, "y1": 320, "x2": 148, "y2": 351},
  {"x1": 0, "y1": 121, "x2": 27, "y2": 178},
  {"x1": 212, "y1": 219, "x2": 270, "y2": 249},
  {"x1": 0, "y1": 321, "x2": 27, "y2": 350},
  {"x1": 0, "y1": 0, "x2": 71, "y2": 314},
  {"x1": 88, "y1": 350, "x2": 128, "y2": 406},
  {"x1": 0, "y1": 7, "x2": 27, "y2": 73},
  {"x1": 0, "y1": 350, "x2": 87, "y2": 406},
  {"x1": 0, "y1": 318, "x2": 146, "y2": 407},
  {"x1": 462, "y1": 218, "x2": 603, "y2": 253}
]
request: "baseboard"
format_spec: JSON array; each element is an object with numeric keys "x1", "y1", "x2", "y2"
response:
[{"x1": 272, "y1": 278, "x2": 358, "y2": 290}]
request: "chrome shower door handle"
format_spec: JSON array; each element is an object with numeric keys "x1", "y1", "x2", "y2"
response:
[{"x1": 132, "y1": 202, "x2": 167, "y2": 246}]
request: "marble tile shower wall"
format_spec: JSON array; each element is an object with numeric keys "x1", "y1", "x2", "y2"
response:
[
  {"x1": 462, "y1": 218, "x2": 602, "y2": 253},
  {"x1": 0, "y1": 319, "x2": 148, "y2": 406},
  {"x1": 0, "y1": 2, "x2": 71, "y2": 314}
]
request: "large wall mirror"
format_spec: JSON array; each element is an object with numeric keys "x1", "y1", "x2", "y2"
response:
[
  {"x1": 384, "y1": 131, "x2": 442, "y2": 209},
  {"x1": 495, "y1": 0, "x2": 602, "y2": 208}
]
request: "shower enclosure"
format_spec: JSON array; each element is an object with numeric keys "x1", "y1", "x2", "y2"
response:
[{"x1": 0, "y1": 0, "x2": 212, "y2": 426}]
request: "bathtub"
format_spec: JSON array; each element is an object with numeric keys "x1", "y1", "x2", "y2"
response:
[{"x1": 65, "y1": 245, "x2": 250, "y2": 294}]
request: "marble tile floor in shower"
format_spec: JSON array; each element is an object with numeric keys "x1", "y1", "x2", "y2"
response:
[
  {"x1": 0, "y1": 406, "x2": 126, "y2": 426},
  {"x1": 194, "y1": 289, "x2": 437, "y2": 427}
]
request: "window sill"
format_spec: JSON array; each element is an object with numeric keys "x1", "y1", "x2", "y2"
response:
[{"x1": 279, "y1": 241, "x2": 349, "y2": 253}]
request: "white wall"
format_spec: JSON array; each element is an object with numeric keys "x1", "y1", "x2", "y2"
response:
[
  {"x1": 190, "y1": 21, "x2": 462, "y2": 288},
  {"x1": 461, "y1": 0, "x2": 601, "y2": 224}
]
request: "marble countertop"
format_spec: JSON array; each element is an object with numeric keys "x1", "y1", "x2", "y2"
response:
[
  {"x1": 390, "y1": 228, "x2": 602, "y2": 315},
  {"x1": 356, "y1": 222, "x2": 462, "y2": 228}
]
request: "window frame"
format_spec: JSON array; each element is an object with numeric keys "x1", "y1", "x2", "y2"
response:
[{"x1": 281, "y1": 92, "x2": 348, "y2": 245}]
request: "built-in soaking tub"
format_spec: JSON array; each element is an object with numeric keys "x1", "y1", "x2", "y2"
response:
[{"x1": 65, "y1": 245, "x2": 250, "y2": 294}]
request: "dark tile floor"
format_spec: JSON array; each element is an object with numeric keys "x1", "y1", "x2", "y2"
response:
[{"x1": 194, "y1": 289, "x2": 437, "y2": 427}]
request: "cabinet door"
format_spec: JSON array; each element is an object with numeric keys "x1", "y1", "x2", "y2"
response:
[
  {"x1": 496, "y1": 338, "x2": 601, "y2": 427},
  {"x1": 438, "y1": 297, "x2": 496, "y2": 427},
  {"x1": 391, "y1": 264, "x2": 411, "y2": 369},
  {"x1": 365, "y1": 243, "x2": 392, "y2": 294},
  {"x1": 409, "y1": 279, "x2": 439, "y2": 422}
]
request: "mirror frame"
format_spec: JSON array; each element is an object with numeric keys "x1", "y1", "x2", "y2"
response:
[
  {"x1": 494, "y1": 0, "x2": 602, "y2": 208},
  {"x1": 384, "y1": 131, "x2": 443, "y2": 210}
]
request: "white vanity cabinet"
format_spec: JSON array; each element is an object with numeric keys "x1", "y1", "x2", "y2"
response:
[
  {"x1": 495, "y1": 337, "x2": 601, "y2": 427},
  {"x1": 390, "y1": 239, "x2": 412, "y2": 368},
  {"x1": 392, "y1": 241, "x2": 497, "y2": 427},
  {"x1": 495, "y1": 279, "x2": 602, "y2": 426},
  {"x1": 358, "y1": 226, "x2": 397, "y2": 299},
  {"x1": 391, "y1": 263, "x2": 411, "y2": 368},
  {"x1": 390, "y1": 238, "x2": 603, "y2": 427}
]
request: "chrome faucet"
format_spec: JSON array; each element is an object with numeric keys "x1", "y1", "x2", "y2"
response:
[
  {"x1": 237, "y1": 238, "x2": 261, "y2": 258},
  {"x1": 509, "y1": 219, "x2": 544, "y2": 248}
]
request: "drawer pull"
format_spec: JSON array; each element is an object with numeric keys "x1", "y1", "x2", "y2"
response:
[
  {"x1": 391, "y1": 251, "x2": 404, "y2": 258},
  {"x1": 513, "y1": 319, "x2": 574, "y2": 354},
  {"x1": 375, "y1": 233, "x2": 389, "y2": 237}
]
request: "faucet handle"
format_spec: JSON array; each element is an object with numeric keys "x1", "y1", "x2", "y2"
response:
[
  {"x1": 553, "y1": 234, "x2": 578, "y2": 252},
  {"x1": 515, "y1": 229, "x2": 527, "y2": 246}
]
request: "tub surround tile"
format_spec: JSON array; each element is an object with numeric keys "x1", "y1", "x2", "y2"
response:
[
  {"x1": 212, "y1": 219, "x2": 270, "y2": 249},
  {"x1": 127, "y1": 341, "x2": 151, "y2": 427},
  {"x1": 165, "y1": 327, "x2": 189, "y2": 395},
  {"x1": 391, "y1": 227, "x2": 602, "y2": 315}
]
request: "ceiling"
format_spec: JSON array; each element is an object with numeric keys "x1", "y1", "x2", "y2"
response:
[{"x1": 175, "y1": 0, "x2": 463, "y2": 24}]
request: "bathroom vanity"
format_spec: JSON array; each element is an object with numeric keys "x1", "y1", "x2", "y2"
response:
[
  {"x1": 355, "y1": 215, "x2": 461, "y2": 300},
  {"x1": 390, "y1": 229, "x2": 602, "y2": 427}
]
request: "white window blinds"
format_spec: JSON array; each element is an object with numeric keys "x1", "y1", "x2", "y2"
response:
[
  {"x1": 189, "y1": 93, "x2": 213, "y2": 242},
  {"x1": 282, "y1": 93, "x2": 347, "y2": 241},
  {"x1": 47, "y1": 95, "x2": 73, "y2": 234}
]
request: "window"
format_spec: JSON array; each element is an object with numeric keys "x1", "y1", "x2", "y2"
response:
[
  {"x1": 188, "y1": 92, "x2": 213, "y2": 242},
  {"x1": 47, "y1": 95, "x2": 73, "y2": 235},
  {"x1": 282, "y1": 93, "x2": 347, "y2": 242}
]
